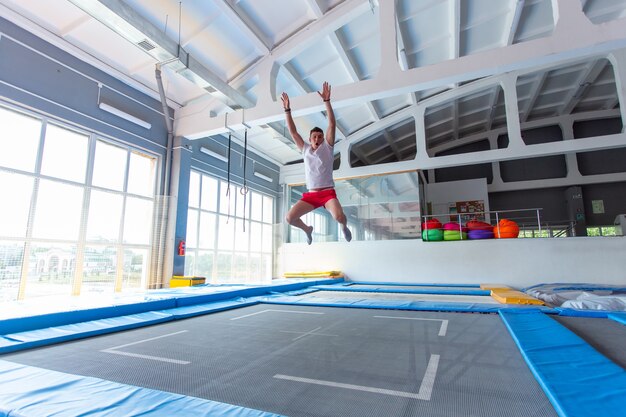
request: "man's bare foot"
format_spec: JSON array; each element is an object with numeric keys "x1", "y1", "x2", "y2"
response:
[
  {"x1": 342, "y1": 225, "x2": 352, "y2": 242},
  {"x1": 305, "y1": 225, "x2": 314, "y2": 245}
]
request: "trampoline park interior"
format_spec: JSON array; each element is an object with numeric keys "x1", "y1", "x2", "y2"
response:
[{"x1": 1, "y1": 0, "x2": 626, "y2": 416}]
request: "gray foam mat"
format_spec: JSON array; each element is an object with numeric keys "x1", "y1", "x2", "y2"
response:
[
  {"x1": 2, "y1": 305, "x2": 557, "y2": 417},
  {"x1": 552, "y1": 315, "x2": 626, "y2": 369}
]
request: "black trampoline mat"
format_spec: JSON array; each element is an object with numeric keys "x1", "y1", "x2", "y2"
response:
[
  {"x1": 2, "y1": 305, "x2": 558, "y2": 417},
  {"x1": 552, "y1": 316, "x2": 626, "y2": 369}
]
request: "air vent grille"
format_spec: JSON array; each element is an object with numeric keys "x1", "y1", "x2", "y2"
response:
[{"x1": 137, "y1": 39, "x2": 156, "y2": 51}]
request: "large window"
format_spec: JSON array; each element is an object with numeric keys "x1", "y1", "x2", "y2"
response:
[
  {"x1": 0, "y1": 104, "x2": 158, "y2": 302},
  {"x1": 186, "y1": 171, "x2": 274, "y2": 284}
]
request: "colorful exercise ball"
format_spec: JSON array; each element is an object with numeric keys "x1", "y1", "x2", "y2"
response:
[
  {"x1": 443, "y1": 230, "x2": 467, "y2": 241},
  {"x1": 422, "y1": 218, "x2": 442, "y2": 231},
  {"x1": 443, "y1": 222, "x2": 469, "y2": 233},
  {"x1": 422, "y1": 228, "x2": 444, "y2": 241},
  {"x1": 466, "y1": 220, "x2": 492, "y2": 231},
  {"x1": 493, "y1": 219, "x2": 520, "y2": 238},
  {"x1": 468, "y1": 229, "x2": 494, "y2": 239}
]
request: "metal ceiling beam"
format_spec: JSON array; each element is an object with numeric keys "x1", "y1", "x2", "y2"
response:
[
  {"x1": 520, "y1": 72, "x2": 548, "y2": 123},
  {"x1": 503, "y1": 0, "x2": 526, "y2": 46},
  {"x1": 282, "y1": 60, "x2": 349, "y2": 141},
  {"x1": 383, "y1": 131, "x2": 402, "y2": 161},
  {"x1": 214, "y1": 0, "x2": 270, "y2": 53},
  {"x1": 396, "y1": 16, "x2": 419, "y2": 104},
  {"x1": 450, "y1": 0, "x2": 461, "y2": 142},
  {"x1": 66, "y1": 0, "x2": 254, "y2": 108},
  {"x1": 230, "y1": 0, "x2": 373, "y2": 83},
  {"x1": 304, "y1": 0, "x2": 324, "y2": 18},
  {"x1": 560, "y1": 59, "x2": 608, "y2": 114},
  {"x1": 178, "y1": 0, "x2": 626, "y2": 140},
  {"x1": 486, "y1": 86, "x2": 502, "y2": 131},
  {"x1": 327, "y1": 33, "x2": 380, "y2": 123}
]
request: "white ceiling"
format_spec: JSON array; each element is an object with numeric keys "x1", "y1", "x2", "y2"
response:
[{"x1": 1, "y1": 0, "x2": 625, "y2": 169}]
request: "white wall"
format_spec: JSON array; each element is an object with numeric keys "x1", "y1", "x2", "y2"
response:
[
  {"x1": 426, "y1": 178, "x2": 490, "y2": 220},
  {"x1": 280, "y1": 236, "x2": 626, "y2": 289}
]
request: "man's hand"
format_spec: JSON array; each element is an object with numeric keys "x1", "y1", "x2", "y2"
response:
[
  {"x1": 281, "y1": 92, "x2": 291, "y2": 110},
  {"x1": 318, "y1": 82, "x2": 331, "y2": 102}
]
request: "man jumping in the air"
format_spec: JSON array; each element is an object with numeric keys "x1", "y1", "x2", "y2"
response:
[{"x1": 281, "y1": 82, "x2": 352, "y2": 245}]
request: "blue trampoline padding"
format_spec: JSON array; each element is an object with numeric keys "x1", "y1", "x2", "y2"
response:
[
  {"x1": 0, "y1": 280, "x2": 342, "y2": 337},
  {"x1": 261, "y1": 296, "x2": 555, "y2": 314},
  {"x1": 174, "y1": 278, "x2": 343, "y2": 307},
  {"x1": 0, "y1": 311, "x2": 174, "y2": 354},
  {"x1": 499, "y1": 311, "x2": 626, "y2": 417},
  {"x1": 312, "y1": 285, "x2": 490, "y2": 296},
  {"x1": 0, "y1": 299, "x2": 176, "y2": 335},
  {"x1": 348, "y1": 281, "x2": 481, "y2": 288},
  {"x1": 556, "y1": 308, "x2": 610, "y2": 318},
  {"x1": 608, "y1": 312, "x2": 626, "y2": 326},
  {"x1": 163, "y1": 299, "x2": 260, "y2": 320},
  {"x1": 0, "y1": 360, "x2": 283, "y2": 417}
]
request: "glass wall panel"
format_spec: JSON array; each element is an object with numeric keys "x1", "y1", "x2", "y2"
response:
[
  {"x1": 186, "y1": 171, "x2": 275, "y2": 284},
  {"x1": 194, "y1": 250, "x2": 214, "y2": 279},
  {"x1": 198, "y1": 212, "x2": 216, "y2": 249},
  {"x1": 41, "y1": 124, "x2": 88, "y2": 183},
  {"x1": 123, "y1": 197, "x2": 154, "y2": 245},
  {"x1": 26, "y1": 243, "x2": 76, "y2": 299},
  {"x1": 0, "y1": 105, "x2": 159, "y2": 300},
  {"x1": 200, "y1": 176, "x2": 218, "y2": 211},
  {"x1": 0, "y1": 107, "x2": 40, "y2": 172},
  {"x1": 123, "y1": 248, "x2": 148, "y2": 290},
  {"x1": 82, "y1": 245, "x2": 117, "y2": 294},
  {"x1": 286, "y1": 171, "x2": 421, "y2": 242},
  {"x1": 127, "y1": 151, "x2": 156, "y2": 197},
  {"x1": 0, "y1": 172, "x2": 33, "y2": 238},
  {"x1": 0, "y1": 241, "x2": 24, "y2": 302},
  {"x1": 92, "y1": 140, "x2": 127, "y2": 191},
  {"x1": 32, "y1": 180, "x2": 83, "y2": 240},
  {"x1": 86, "y1": 190, "x2": 123, "y2": 242},
  {"x1": 186, "y1": 209, "x2": 199, "y2": 248}
]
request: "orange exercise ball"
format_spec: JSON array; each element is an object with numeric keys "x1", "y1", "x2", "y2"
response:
[{"x1": 493, "y1": 219, "x2": 519, "y2": 238}]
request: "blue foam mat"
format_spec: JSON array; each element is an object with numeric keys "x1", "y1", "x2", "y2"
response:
[
  {"x1": 556, "y1": 308, "x2": 612, "y2": 318},
  {"x1": 608, "y1": 312, "x2": 626, "y2": 326},
  {"x1": 261, "y1": 295, "x2": 555, "y2": 314},
  {"x1": 499, "y1": 311, "x2": 626, "y2": 417},
  {"x1": 0, "y1": 360, "x2": 283, "y2": 417},
  {"x1": 0, "y1": 311, "x2": 173, "y2": 354},
  {"x1": 313, "y1": 284, "x2": 491, "y2": 296},
  {"x1": 348, "y1": 281, "x2": 481, "y2": 288}
]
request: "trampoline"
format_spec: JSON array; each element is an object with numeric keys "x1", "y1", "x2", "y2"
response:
[
  {"x1": 2, "y1": 304, "x2": 556, "y2": 417},
  {"x1": 1, "y1": 280, "x2": 625, "y2": 417}
]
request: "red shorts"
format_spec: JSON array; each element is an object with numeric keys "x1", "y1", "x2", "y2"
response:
[{"x1": 301, "y1": 188, "x2": 337, "y2": 209}]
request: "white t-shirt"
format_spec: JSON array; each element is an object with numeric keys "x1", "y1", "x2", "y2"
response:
[{"x1": 303, "y1": 140, "x2": 334, "y2": 190}]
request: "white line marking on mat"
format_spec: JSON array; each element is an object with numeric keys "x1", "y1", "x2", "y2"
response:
[
  {"x1": 417, "y1": 354, "x2": 440, "y2": 400},
  {"x1": 100, "y1": 330, "x2": 189, "y2": 364},
  {"x1": 274, "y1": 355, "x2": 440, "y2": 401},
  {"x1": 103, "y1": 330, "x2": 188, "y2": 350},
  {"x1": 101, "y1": 349, "x2": 190, "y2": 364},
  {"x1": 374, "y1": 315, "x2": 449, "y2": 336},
  {"x1": 230, "y1": 309, "x2": 324, "y2": 320},
  {"x1": 280, "y1": 326, "x2": 338, "y2": 341}
]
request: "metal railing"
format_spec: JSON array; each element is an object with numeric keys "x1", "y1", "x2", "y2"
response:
[{"x1": 422, "y1": 208, "x2": 544, "y2": 240}]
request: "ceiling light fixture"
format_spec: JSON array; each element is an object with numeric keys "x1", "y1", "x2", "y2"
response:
[
  {"x1": 98, "y1": 102, "x2": 151, "y2": 129},
  {"x1": 199, "y1": 146, "x2": 228, "y2": 163}
]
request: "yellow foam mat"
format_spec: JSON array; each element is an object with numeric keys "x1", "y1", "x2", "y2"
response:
[
  {"x1": 283, "y1": 271, "x2": 343, "y2": 278},
  {"x1": 480, "y1": 283, "x2": 511, "y2": 291},
  {"x1": 490, "y1": 289, "x2": 544, "y2": 305},
  {"x1": 170, "y1": 276, "x2": 206, "y2": 287}
]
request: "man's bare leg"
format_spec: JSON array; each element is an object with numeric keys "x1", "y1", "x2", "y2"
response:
[
  {"x1": 325, "y1": 198, "x2": 352, "y2": 242},
  {"x1": 286, "y1": 200, "x2": 316, "y2": 244}
]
